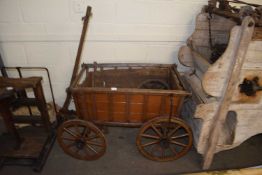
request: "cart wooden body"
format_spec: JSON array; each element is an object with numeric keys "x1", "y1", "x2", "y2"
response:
[
  {"x1": 71, "y1": 63, "x2": 189, "y2": 127},
  {"x1": 57, "y1": 63, "x2": 193, "y2": 162}
]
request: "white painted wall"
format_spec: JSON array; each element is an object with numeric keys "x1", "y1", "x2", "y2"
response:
[{"x1": 0, "y1": 0, "x2": 260, "y2": 106}]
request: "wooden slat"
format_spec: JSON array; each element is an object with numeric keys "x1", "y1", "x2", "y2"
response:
[
  {"x1": 108, "y1": 93, "x2": 114, "y2": 122},
  {"x1": 0, "y1": 77, "x2": 42, "y2": 89},
  {"x1": 159, "y1": 96, "x2": 166, "y2": 115},
  {"x1": 125, "y1": 94, "x2": 130, "y2": 123},
  {"x1": 91, "y1": 93, "x2": 97, "y2": 121},
  {"x1": 142, "y1": 95, "x2": 148, "y2": 122},
  {"x1": 71, "y1": 87, "x2": 190, "y2": 96}
]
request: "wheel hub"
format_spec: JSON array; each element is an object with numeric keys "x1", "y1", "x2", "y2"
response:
[
  {"x1": 160, "y1": 138, "x2": 169, "y2": 149},
  {"x1": 75, "y1": 139, "x2": 85, "y2": 149}
]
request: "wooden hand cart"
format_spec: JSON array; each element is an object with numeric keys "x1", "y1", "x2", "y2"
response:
[{"x1": 57, "y1": 63, "x2": 193, "y2": 161}]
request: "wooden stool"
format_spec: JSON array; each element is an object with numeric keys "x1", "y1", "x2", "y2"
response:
[{"x1": 0, "y1": 77, "x2": 51, "y2": 132}]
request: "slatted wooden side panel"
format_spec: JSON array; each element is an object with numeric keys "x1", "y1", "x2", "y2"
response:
[{"x1": 73, "y1": 92, "x2": 182, "y2": 125}]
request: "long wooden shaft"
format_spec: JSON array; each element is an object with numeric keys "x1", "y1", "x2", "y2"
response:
[
  {"x1": 202, "y1": 17, "x2": 254, "y2": 170},
  {"x1": 61, "y1": 6, "x2": 92, "y2": 113}
]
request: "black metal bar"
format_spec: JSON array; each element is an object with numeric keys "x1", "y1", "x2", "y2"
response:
[
  {"x1": 16, "y1": 67, "x2": 22, "y2": 78},
  {"x1": 0, "y1": 53, "x2": 8, "y2": 77},
  {"x1": 12, "y1": 115, "x2": 43, "y2": 124}
]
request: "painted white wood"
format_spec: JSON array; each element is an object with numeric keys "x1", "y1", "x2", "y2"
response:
[{"x1": 179, "y1": 11, "x2": 262, "y2": 168}]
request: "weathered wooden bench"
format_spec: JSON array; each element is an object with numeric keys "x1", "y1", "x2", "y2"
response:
[{"x1": 178, "y1": 11, "x2": 262, "y2": 169}]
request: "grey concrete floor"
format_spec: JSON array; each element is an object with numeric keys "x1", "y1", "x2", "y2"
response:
[{"x1": 0, "y1": 127, "x2": 262, "y2": 175}]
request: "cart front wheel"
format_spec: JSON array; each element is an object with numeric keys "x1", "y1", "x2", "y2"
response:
[
  {"x1": 57, "y1": 119, "x2": 106, "y2": 160},
  {"x1": 136, "y1": 116, "x2": 193, "y2": 161}
]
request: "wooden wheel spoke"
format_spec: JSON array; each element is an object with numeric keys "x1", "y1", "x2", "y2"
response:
[
  {"x1": 74, "y1": 124, "x2": 81, "y2": 135},
  {"x1": 86, "y1": 134, "x2": 100, "y2": 141},
  {"x1": 160, "y1": 145, "x2": 165, "y2": 158},
  {"x1": 137, "y1": 117, "x2": 192, "y2": 161},
  {"x1": 75, "y1": 148, "x2": 81, "y2": 155},
  {"x1": 64, "y1": 128, "x2": 79, "y2": 138},
  {"x1": 151, "y1": 124, "x2": 163, "y2": 137},
  {"x1": 169, "y1": 145, "x2": 178, "y2": 156},
  {"x1": 85, "y1": 144, "x2": 98, "y2": 154},
  {"x1": 66, "y1": 142, "x2": 75, "y2": 149},
  {"x1": 58, "y1": 120, "x2": 106, "y2": 160},
  {"x1": 86, "y1": 140, "x2": 104, "y2": 147},
  {"x1": 141, "y1": 134, "x2": 160, "y2": 140},
  {"x1": 82, "y1": 147, "x2": 92, "y2": 159},
  {"x1": 171, "y1": 133, "x2": 189, "y2": 139},
  {"x1": 170, "y1": 140, "x2": 187, "y2": 147},
  {"x1": 150, "y1": 144, "x2": 158, "y2": 156},
  {"x1": 168, "y1": 126, "x2": 180, "y2": 138},
  {"x1": 160, "y1": 123, "x2": 168, "y2": 137},
  {"x1": 142, "y1": 140, "x2": 159, "y2": 147},
  {"x1": 62, "y1": 137, "x2": 76, "y2": 141},
  {"x1": 82, "y1": 127, "x2": 90, "y2": 137}
]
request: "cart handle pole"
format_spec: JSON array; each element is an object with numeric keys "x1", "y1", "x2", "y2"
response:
[{"x1": 60, "y1": 6, "x2": 92, "y2": 114}]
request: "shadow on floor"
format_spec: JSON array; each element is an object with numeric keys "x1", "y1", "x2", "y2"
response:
[{"x1": 0, "y1": 127, "x2": 261, "y2": 175}]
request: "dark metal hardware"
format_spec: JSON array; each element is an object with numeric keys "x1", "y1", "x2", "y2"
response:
[{"x1": 239, "y1": 76, "x2": 262, "y2": 96}]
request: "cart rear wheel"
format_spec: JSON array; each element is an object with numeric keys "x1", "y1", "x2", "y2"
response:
[
  {"x1": 57, "y1": 119, "x2": 106, "y2": 160},
  {"x1": 138, "y1": 79, "x2": 170, "y2": 90},
  {"x1": 136, "y1": 116, "x2": 193, "y2": 161}
]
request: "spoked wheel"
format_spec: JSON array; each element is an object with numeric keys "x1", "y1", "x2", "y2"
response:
[
  {"x1": 138, "y1": 79, "x2": 170, "y2": 90},
  {"x1": 136, "y1": 116, "x2": 193, "y2": 161},
  {"x1": 57, "y1": 119, "x2": 106, "y2": 160}
]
